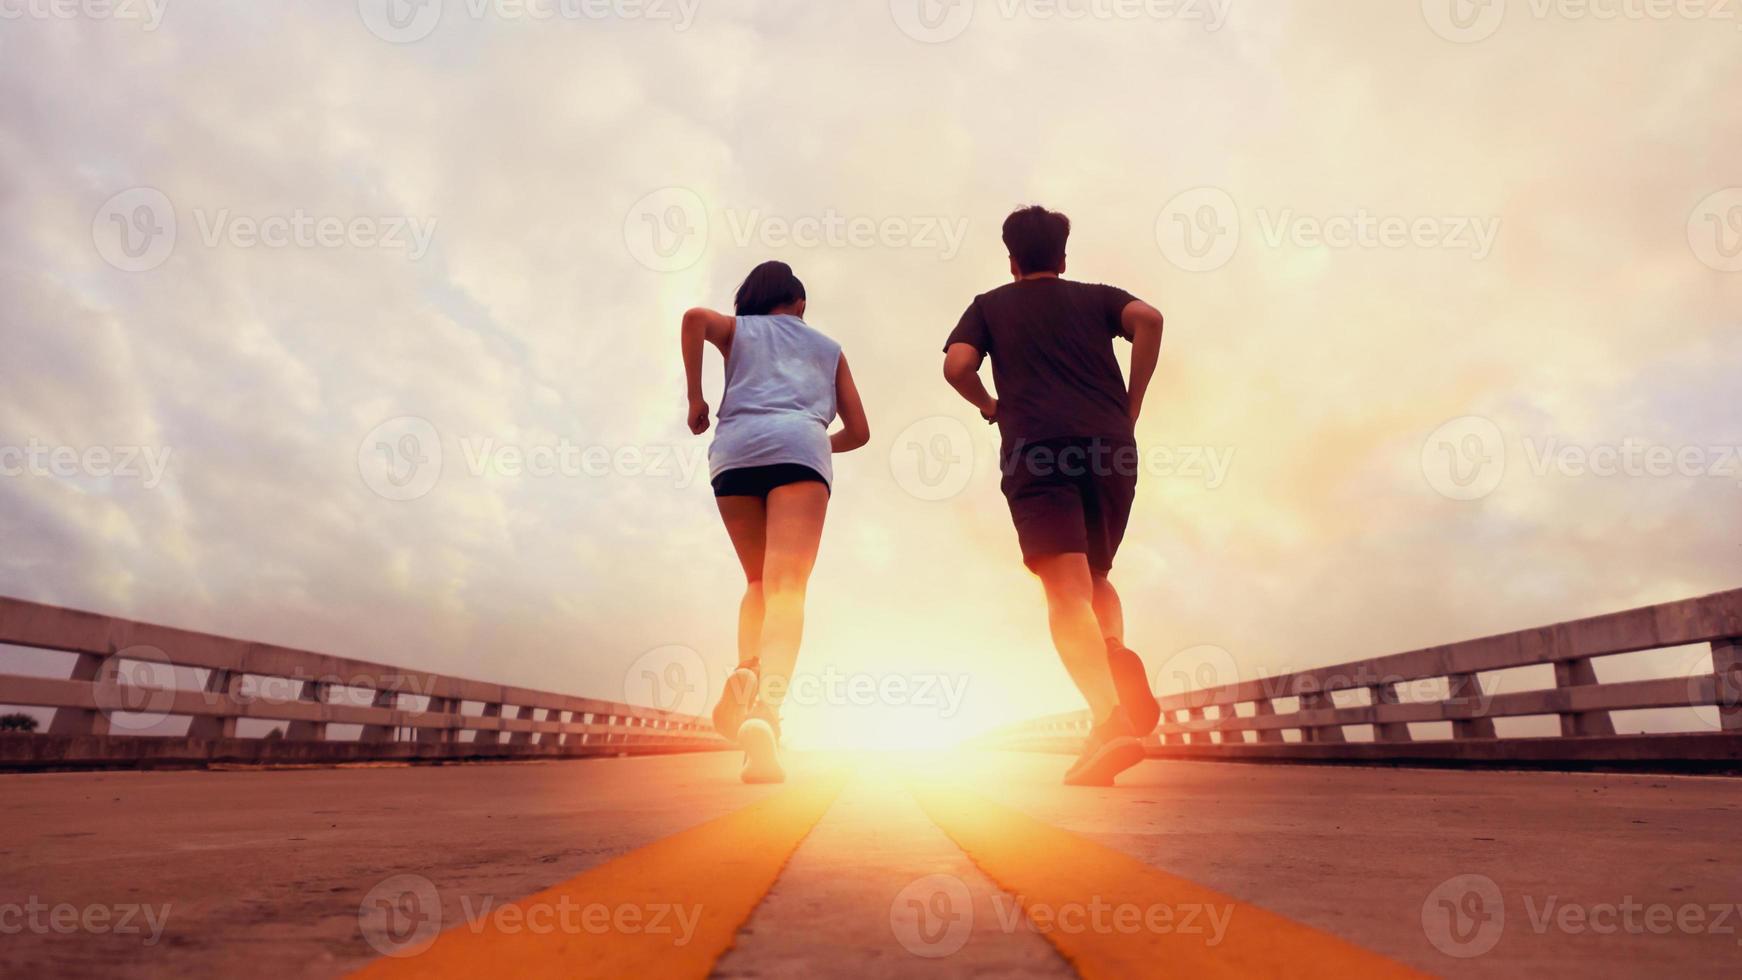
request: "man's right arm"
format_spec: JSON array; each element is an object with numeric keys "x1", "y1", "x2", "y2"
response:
[{"x1": 942, "y1": 343, "x2": 998, "y2": 422}]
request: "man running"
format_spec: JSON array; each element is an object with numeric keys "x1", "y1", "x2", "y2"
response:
[{"x1": 942, "y1": 205, "x2": 1165, "y2": 786}]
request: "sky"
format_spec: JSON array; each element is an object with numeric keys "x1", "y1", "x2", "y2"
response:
[{"x1": 1, "y1": 0, "x2": 1739, "y2": 748}]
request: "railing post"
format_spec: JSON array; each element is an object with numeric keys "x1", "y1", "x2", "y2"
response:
[
  {"x1": 47, "y1": 653, "x2": 111, "y2": 736},
  {"x1": 1183, "y1": 705, "x2": 1206, "y2": 744},
  {"x1": 417, "y1": 697, "x2": 456, "y2": 743},
  {"x1": 1299, "y1": 691, "x2": 1345, "y2": 743},
  {"x1": 1553, "y1": 658, "x2": 1615, "y2": 737},
  {"x1": 1447, "y1": 672, "x2": 1497, "y2": 739},
  {"x1": 1369, "y1": 683, "x2": 1412, "y2": 743},
  {"x1": 187, "y1": 669, "x2": 242, "y2": 739},
  {"x1": 1252, "y1": 698, "x2": 1284, "y2": 743},
  {"x1": 285, "y1": 680, "x2": 329, "y2": 741},
  {"x1": 509, "y1": 706, "x2": 535, "y2": 746},
  {"x1": 477, "y1": 702, "x2": 505, "y2": 745},
  {"x1": 360, "y1": 689, "x2": 398, "y2": 743},
  {"x1": 1714, "y1": 640, "x2": 1742, "y2": 732}
]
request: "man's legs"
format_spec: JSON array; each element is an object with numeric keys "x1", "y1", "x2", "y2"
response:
[
  {"x1": 1091, "y1": 574, "x2": 1123, "y2": 646},
  {"x1": 1031, "y1": 553, "x2": 1121, "y2": 723}
]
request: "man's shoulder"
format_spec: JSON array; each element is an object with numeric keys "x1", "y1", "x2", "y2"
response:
[{"x1": 977, "y1": 278, "x2": 1129, "y2": 298}]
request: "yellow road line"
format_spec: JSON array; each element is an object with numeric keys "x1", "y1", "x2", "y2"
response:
[
  {"x1": 352, "y1": 770, "x2": 849, "y2": 980},
  {"x1": 909, "y1": 780, "x2": 1425, "y2": 979}
]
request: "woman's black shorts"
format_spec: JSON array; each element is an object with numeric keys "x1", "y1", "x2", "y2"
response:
[{"x1": 712, "y1": 463, "x2": 830, "y2": 499}]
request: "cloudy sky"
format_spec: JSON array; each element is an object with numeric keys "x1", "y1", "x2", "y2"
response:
[{"x1": 2, "y1": 0, "x2": 1739, "y2": 747}]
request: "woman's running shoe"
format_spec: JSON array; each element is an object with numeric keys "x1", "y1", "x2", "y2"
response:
[
  {"x1": 736, "y1": 703, "x2": 785, "y2": 784},
  {"x1": 711, "y1": 659, "x2": 760, "y2": 743}
]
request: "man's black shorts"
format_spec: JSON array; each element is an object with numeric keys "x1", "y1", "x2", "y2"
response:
[{"x1": 1000, "y1": 437, "x2": 1138, "y2": 574}]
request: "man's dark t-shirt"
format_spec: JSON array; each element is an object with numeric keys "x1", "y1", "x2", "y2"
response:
[{"x1": 944, "y1": 277, "x2": 1140, "y2": 445}]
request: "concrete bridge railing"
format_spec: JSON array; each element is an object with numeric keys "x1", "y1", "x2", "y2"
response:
[
  {"x1": 982, "y1": 587, "x2": 1742, "y2": 770},
  {"x1": 0, "y1": 596, "x2": 724, "y2": 770}
]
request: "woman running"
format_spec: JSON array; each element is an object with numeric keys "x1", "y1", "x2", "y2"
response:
[{"x1": 681, "y1": 260, "x2": 870, "y2": 783}]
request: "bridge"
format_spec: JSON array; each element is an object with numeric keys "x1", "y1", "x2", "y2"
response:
[{"x1": 4, "y1": 589, "x2": 1741, "y2": 977}]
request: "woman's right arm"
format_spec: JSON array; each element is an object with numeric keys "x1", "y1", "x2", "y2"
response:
[
  {"x1": 681, "y1": 308, "x2": 735, "y2": 435},
  {"x1": 830, "y1": 353, "x2": 870, "y2": 454}
]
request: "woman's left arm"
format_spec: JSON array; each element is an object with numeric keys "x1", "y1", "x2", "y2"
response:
[
  {"x1": 681, "y1": 308, "x2": 735, "y2": 434},
  {"x1": 830, "y1": 353, "x2": 871, "y2": 454}
]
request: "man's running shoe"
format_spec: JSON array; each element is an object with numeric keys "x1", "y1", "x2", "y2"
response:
[
  {"x1": 1062, "y1": 706, "x2": 1146, "y2": 787},
  {"x1": 711, "y1": 659, "x2": 760, "y2": 744},
  {"x1": 1107, "y1": 639, "x2": 1162, "y2": 737},
  {"x1": 736, "y1": 702, "x2": 785, "y2": 784}
]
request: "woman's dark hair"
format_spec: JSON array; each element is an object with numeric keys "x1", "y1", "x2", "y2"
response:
[
  {"x1": 733, "y1": 260, "x2": 807, "y2": 316},
  {"x1": 1002, "y1": 205, "x2": 1071, "y2": 275}
]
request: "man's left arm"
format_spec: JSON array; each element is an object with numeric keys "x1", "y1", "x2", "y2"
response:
[{"x1": 1120, "y1": 300, "x2": 1164, "y2": 424}]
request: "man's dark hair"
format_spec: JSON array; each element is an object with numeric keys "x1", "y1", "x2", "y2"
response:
[
  {"x1": 1002, "y1": 205, "x2": 1071, "y2": 275},
  {"x1": 733, "y1": 260, "x2": 807, "y2": 316}
]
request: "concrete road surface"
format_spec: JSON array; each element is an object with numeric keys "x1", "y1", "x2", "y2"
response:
[{"x1": 4, "y1": 751, "x2": 1741, "y2": 977}]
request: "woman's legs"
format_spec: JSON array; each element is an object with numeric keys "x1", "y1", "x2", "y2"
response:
[
  {"x1": 715, "y1": 495, "x2": 768, "y2": 667},
  {"x1": 754, "y1": 481, "x2": 829, "y2": 710}
]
